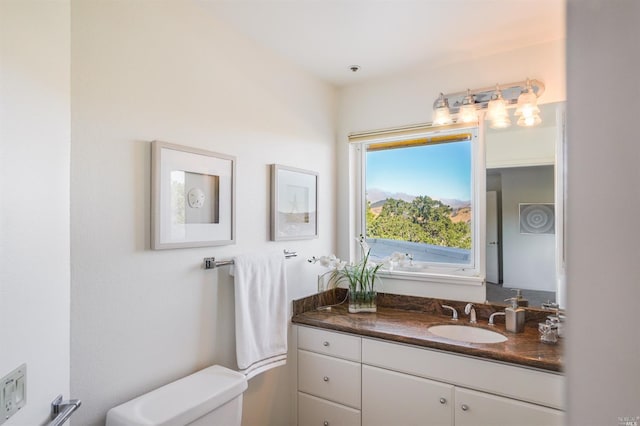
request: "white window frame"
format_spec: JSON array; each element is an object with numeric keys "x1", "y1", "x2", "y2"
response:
[{"x1": 352, "y1": 123, "x2": 486, "y2": 286}]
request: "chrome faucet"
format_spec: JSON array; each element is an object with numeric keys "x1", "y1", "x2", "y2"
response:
[
  {"x1": 488, "y1": 311, "x2": 506, "y2": 326},
  {"x1": 442, "y1": 305, "x2": 458, "y2": 321},
  {"x1": 464, "y1": 303, "x2": 477, "y2": 324}
]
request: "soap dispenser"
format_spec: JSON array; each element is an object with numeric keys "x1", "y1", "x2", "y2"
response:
[
  {"x1": 510, "y1": 288, "x2": 529, "y2": 307},
  {"x1": 504, "y1": 297, "x2": 525, "y2": 333}
]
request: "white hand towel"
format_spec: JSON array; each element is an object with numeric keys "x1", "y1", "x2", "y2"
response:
[{"x1": 231, "y1": 252, "x2": 288, "y2": 380}]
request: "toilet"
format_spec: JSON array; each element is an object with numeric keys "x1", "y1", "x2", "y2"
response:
[{"x1": 106, "y1": 365, "x2": 248, "y2": 426}]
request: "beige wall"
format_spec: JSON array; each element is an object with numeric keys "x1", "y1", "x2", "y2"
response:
[
  {"x1": 70, "y1": 2, "x2": 336, "y2": 425},
  {"x1": 0, "y1": 1, "x2": 70, "y2": 424}
]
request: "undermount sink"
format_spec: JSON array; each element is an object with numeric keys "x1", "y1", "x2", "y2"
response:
[{"x1": 428, "y1": 324, "x2": 508, "y2": 344}]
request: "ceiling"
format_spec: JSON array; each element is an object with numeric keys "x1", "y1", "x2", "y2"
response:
[{"x1": 202, "y1": 0, "x2": 566, "y2": 87}]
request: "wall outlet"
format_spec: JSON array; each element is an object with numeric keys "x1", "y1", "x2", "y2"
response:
[{"x1": 0, "y1": 364, "x2": 26, "y2": 425}]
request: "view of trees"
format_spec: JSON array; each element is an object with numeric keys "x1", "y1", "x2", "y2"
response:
[{"x1": 367, "y1": 196, "x2": 471, "y2": 249}]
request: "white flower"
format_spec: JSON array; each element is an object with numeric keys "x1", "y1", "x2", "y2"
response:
[
  {"x1": 356, "y1": 235, "x2": 370, "y2": 253},
  {"x1": 318, "y1": 255, "x2": 336, "y2": 267},
  {"x1": 390, "y1": 252, "x2": 407, "y2": 262}
]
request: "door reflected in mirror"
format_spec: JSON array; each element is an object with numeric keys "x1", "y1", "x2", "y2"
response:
[{"x1": 485, "y1": 102, "x2": 565, "y2": 308}]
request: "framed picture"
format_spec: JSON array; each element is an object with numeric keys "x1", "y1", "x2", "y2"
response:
[
  {"x1": 271, "y1": 164, "x2": 318, "y2": 241},
  {"x1": 519, "y1": 203, "x2": 555, "y2": 235},
  {"x1": 151, "y1": 141, "x2": 235, "y2": 249}
]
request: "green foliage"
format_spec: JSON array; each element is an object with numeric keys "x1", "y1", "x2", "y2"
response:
[
  {"x1": 332, "y1": 236, "x2": 382, "y2": 293},
  {"x1": 368, "y1": 196, "x2": 471, "y2": 250}
]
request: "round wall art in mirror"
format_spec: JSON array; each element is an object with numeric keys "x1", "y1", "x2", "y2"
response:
[
  {"x1": 519, "y1": 203, "x2": 555, "y2": 234},
  {"x1": 187, "y1": 187, "x2": 205, "y2": 209}
]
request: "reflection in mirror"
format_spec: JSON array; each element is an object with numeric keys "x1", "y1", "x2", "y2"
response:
[{"x1": 485, "y1": 102, "x2": 564, "y2": 308}]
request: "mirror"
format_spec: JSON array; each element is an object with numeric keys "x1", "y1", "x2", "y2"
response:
[{"x1": 485, "y1": 102, "x2": 565, "y2": 308}]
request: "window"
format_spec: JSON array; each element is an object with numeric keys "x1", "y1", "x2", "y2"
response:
[{"x1": 354, "y1": 126, "x2": 482, "y2": 280}]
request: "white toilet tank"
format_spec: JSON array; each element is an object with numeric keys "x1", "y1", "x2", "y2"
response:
[{"x1": 106, "y1": 365, "x2": 247, "y2": 426}]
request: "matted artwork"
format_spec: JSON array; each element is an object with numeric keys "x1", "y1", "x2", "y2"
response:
[
  {"x1": 270, "y1": 164, "x2": 318, "y2": 241},
  {"x1": 152, "y1": 141, "x2": 235, "y2": 249},
  {"x1": 519, "y1": 203, "x2": 555, "y2": 235}
]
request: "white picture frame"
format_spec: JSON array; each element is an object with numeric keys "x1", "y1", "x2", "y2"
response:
[
  {"x1": 151, "y1": 141, "x2": 236, "y2": 249},
  {"x1": 270, "y1": 164, "x2": 318, "y2": 241},
  {"x1": 519, "y1": 203, "x2": 555, "y2": 235}
]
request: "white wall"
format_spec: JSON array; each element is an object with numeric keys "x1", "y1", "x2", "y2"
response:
[
  {"x1": 486, "y1": 125, "x2": 556, "y2": 168},
  {"x1": 500, "y1": 166, "x2": 556, "y2": 292},
  {"x1": 566, "y1": 1, "x2": 640, "y2": 423},
  {"x1": 70, "y1": 2, "x2": 336, "y2": 425},
  {"x1": 0, "y1": 1, "x2": 70, "y2": 424},
  {"x1": 337, "y1": 39, "x2": 565, "y2": 301}
]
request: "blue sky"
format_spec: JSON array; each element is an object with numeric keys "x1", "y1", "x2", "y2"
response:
[{"x1": 366, "y1": 141, "x2": 471, "y2": 201}]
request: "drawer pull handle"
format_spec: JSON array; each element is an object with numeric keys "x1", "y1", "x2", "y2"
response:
[
  {"x1": 461, "y1": 404, "x2": 469, "y2": 411},
  {"x1": 439, "y1": 397, "x2": 447, "y2": 404},
  {"x1": 324, "y1": 422, "x2": 329, "y2": 426},
  {"x1": 323, "y1": 341, "x2": 330, "y2": 347},
  {"x1": 323, "y1": 376, "x2": 329, "y2": 382}
]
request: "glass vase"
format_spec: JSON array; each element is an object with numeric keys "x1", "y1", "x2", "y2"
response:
[{"x1": 348, "y1": 289, "x2": 377, "y2": 313}]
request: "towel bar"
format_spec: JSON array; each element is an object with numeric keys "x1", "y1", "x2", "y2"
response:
[{"x1": 203, "y1": 250, "x2": 297, "y2": 270}]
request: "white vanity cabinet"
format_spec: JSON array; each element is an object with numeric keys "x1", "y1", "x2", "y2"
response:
[
  {"x1": 362, "y1": 338, "x2": 564, "y2": 426},
  {"x1": 296, "y1": 325, "x2": 564, "y2": 426},
  {"x1": 297, "y1": 326, "x2": 362, "y2": 426}
]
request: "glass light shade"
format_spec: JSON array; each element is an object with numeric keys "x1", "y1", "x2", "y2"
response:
[
  {"x1": 514, "y1": 90, "x2": 540, "y2": 118},
  {"x1": 433, "y1": 93, "x2": 452, "y2": 125},
  {"x1": 458, "y1": 103, "x2": 478, "y2": 123},
  {"x1": 490, "y1": 115, "x2": 512, "y2": 129},
  {"x1": 517, "y1": 113, "x2": 542, "y2": 127},
  {"x1": 433, "y1": 107, "x2": 452, "y2": 125},
  {"x1": 457, "y1": 89, "x2": 477, "y2": 123},
  {"x1": 487, "y1": 87, "x2": 511, "y2": 129},
  {"x1": 487, "y1": 96, "x2": 508, "y2": 120}
]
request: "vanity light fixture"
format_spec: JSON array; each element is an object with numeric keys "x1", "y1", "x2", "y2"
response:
[
  {"x1": 432, "y1": 79, "x2": 544, "y2": 128},
  {"x1": 458, "y1": 89, "x2": 478, "y2": 124},
  {"x1": 514, "y1": 79, "x2": 542, "y2": 127},
  {"x1": 432, "y1": 93, "x2": 453, "y2": 125}
]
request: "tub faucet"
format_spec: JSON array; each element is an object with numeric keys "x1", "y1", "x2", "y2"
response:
[
  {"x1": 441, "y1": 305, "x2": 458, "y2": 321},
  {"x1": 464, "y1": 303, "x2": 477, "y2": 324}
]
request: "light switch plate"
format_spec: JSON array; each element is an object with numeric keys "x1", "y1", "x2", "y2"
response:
[{"x1": 0, "y1": 364, "x2": 26, "y2": 425}]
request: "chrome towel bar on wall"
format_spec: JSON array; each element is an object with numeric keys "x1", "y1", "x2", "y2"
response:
[
  {"x1": 47, "y1": 394, "x2": 81, "y2": 426},
  {"x1": 203, "y1": 250, "x2": 297, "y2": 270}
]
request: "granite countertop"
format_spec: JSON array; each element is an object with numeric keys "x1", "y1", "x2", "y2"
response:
[{"x1": 291, "y1": 290, "x2": 563, "y2": 373}]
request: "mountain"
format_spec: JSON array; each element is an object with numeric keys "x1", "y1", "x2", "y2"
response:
[
  {"x1": 438, "y1": 198, "x2": 471, "y2": 210},
  {"x1": 366, "y1": 188, "x2": 416, "y2": 204},
  {"x1": 366, "y1": 188, "x2": 469, "y2": 210}
]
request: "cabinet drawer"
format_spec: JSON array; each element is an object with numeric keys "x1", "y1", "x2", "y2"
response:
[
  {"x1": 298, "y1": 326, "x2": 361, "y2": 361},
  {"x1": 298, "y1": 392, "x2": 361, "y2": 426},
  {"x1": 362, "y1": 338, "x2": 564, "y2": 410},
  {"x1": 455, "y1": 387, "x2": 564, "y2": 426},
  {"x1": 298, "y1": 350, "x2": 361, "y2": 409}
]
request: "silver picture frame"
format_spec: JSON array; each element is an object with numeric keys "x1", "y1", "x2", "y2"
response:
[
  {"x1": 151, "y1": 141, "x2": 236, "y2": 249},
  {"x1": 270, "y1": 164, "x2": 318, "y2": 241}
]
